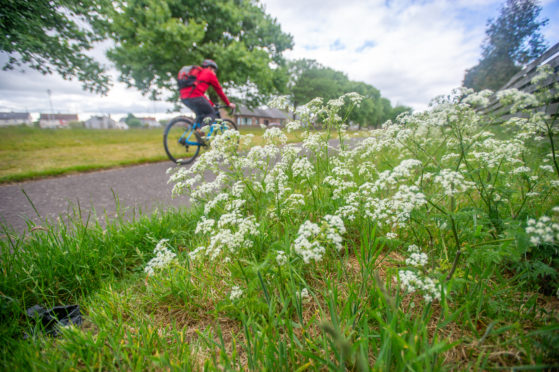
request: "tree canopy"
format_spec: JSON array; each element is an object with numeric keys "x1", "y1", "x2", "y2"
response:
[
  {"x1": 287, "y1": 59, "x2": 410, "y2": 128},
  {"x1": 463, "y1": 0, "x2": 548, "y2": 91},
  {"x1": 97, "y1": 0, "x2": 293, "y2": 104},
  {"x1": 288, "y1": 59, "x2": 347, "y2": 107},
  {"x1": 0, "y1": 0, "x2": 110, "y2": 94},
  {"x1": 0, "y1": 0, "x2": 293, "y2": 104}
]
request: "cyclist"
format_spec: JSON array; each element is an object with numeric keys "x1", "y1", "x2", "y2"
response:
[{"x1": 180, "y1": 59, "x2": 236, "y2": 144}]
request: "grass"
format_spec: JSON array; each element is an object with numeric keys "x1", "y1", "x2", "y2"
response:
[
  {"x1": 1, "y1": 91, "x2": 558, "y2": 370},
  {"x1": 2, "y1": 206, "x2": 556, "y2": 370},
  {"x1": 0, "y1": 125, "x2": 308, "y2": 184},
  {"x1": 0, "y1": 126, "x2": 169, "y2": 183}
]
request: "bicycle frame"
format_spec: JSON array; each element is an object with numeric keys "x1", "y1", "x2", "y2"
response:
[
  {"x1": 178, "y1": 104, "x2": 233, "y2": 146},
  {"x1": 179, "y1": 120, "x2": 230, "y2": 146}
]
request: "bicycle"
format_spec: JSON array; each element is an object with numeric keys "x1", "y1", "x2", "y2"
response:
[{"x1": 163, "y1": 104, "x2": 238, "y2": 164}]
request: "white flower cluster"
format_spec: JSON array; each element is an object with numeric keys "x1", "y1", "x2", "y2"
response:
[
  {"x1": 295, "y1": 98, "x2": 324, "y2": 125},
  {"x1": 285, "y1": 193, "x2": 305, "y2": 209},
  {"x1": 364, "y1": 185, "x2": 427, "y2": 228},
  {"x1": 405, "y1": 244, "x2": 428, "y2": 267},
  {"x1": 195, "y1": 216, "x2": 215, "y2": 234},
  {"x1": 470, "y1": 138, "x2": 525, "y2": 169},
  {"x1": 433, "y1": 169, "x2": 475, "y2": 197},
  {"x1": 292, "y1": 157, "x2": 315, "y2": 179},
  {"x1": 167, "y1": 130, "x2": 246, "y2": 198},
  {"x1": 512, "y1": 166, "x2": 532, "y2": 175},
  {"x1": 343, "y1": 92, "x2": 365, "y2": 105},
  {"x1": 292, "y1": 221, "x2": 323, "y2": 263},
  {"x1": 497, "y1": 89, "x2": 538, "y2": 113},
  {"x1": 292, "y1": 215, "x2": 346, "y2": 263},
  {"x1": 296, "y1": 288, "x2": 310, "y2": 302},
  {"x1": 323, "y1": 214, "x2": 346, "y2": 250},
  {"x1": 211, "y1": 129, "x2": 242, "y2": 154},
  {"x1": 263, "y1": 127, "x2": 287, "y2": 145},
  {"x1": 285, "y1": 120, "x2": 302, "y2": 133},
  {"x1": 229, "y1": 286, "x2": 243, "y2": 301},
  {"x1": 276, "y1": 250, "x2": 288, "y2": 265},
  {"x1": 328, "y1": 97, "x2": 345, "y2": 108},
  {"x1": 144, "y1": 239, "x2": 176, "y2": 276},
  {"x1": 302, "y1": 132, "x2": 325, "y2": 153},
  {"x1": 399, "y1": 270, "x2": 441, "y2": 303},
  {"x1": 526, "y1": 216, "x2": 559, "y2": 247},
  {"x1": 531, "y1": 65, "x2": 554, "y2": 86},
  {"x1": 268, "y1": 95, "x2": 294, "y2": 113},
  {"x1": 540, "y1": 165, "x2": 554, "y2": 173},
  {"x1": 462, "y1": 89, "x2": 493, "y2": 107},
  {"x1": 190, "y1": 211, "x2": 260, "y2": 260},
  {"x1": 323, "y1": 172, "x2": 356, "y2": 200}
]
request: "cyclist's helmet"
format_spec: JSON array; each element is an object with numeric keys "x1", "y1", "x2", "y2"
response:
[{"x1": 201, "y1": 59, "x2": 218, "y2": 71}]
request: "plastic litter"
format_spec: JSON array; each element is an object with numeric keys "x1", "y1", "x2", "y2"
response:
[{"x1": 25, "y1": 304, "x2": 82, "y2": 337}]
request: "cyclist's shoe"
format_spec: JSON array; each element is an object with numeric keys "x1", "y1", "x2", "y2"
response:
[{"x1": 194, "y1": 130, "x2": 208, "y2": 146}]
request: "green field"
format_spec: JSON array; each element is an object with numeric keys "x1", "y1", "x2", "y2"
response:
[{"x1": 0, "y1": 126, "x2": 301, "y2": 183}]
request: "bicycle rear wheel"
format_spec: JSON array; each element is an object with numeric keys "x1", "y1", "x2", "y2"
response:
[{"x1": 163, "y1": 117, "x2": 200, "y2": 165}]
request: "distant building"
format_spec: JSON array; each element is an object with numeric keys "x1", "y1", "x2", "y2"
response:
[
  {"x1": 85, "y1": 116, "x2": 118, "y2": 129},
  {"x1": 234, "y1": 106, "x2": 289, "y2": 127},
  {"x1": 39, "y1": 113, "x2": 79, "y2": 128},
  {"x1": 0, "y1": 112, "x2": 32, "y2": 126},
  {"x1": 114, "y1": 120, "x2": 129, "y2": 130},
  {"x1": 139, "y1": 117, "x2": 160, "y2": 128}
]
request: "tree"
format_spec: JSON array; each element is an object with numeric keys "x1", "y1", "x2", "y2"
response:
[
  {"x1": 289, "y1": 60, "x2": 348, "y2": 108},
  {"x1": 97, "y1": 0, "x2": 293, "y2": 105},
  {"x1": 463, "y1": 0, "x2": 548, "y2": 91},
  {"x1": 390, "y1": 105, "x2": 413, "y2": 121},
  {"x1": 125, "y1": 114, "x2": 142, "y2": 128},
  {"x1": 0, "y1": 0, "x2": 111, "y2": 94},
  {"x1": 287, "y1": 59, "x2": 406, "y2": 128}
]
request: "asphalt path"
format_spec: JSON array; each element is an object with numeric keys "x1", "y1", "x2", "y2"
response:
[
  {"x1": 0, "y1": 161, "x2": 190, "y2": 233},
  {"x1": 0, "y1": 138, "x2": 354, "y2": 234}
]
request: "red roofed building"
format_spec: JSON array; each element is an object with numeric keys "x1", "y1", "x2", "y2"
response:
[{"x1": 39, "y1": 113, "x2": 79, "y2": 128}]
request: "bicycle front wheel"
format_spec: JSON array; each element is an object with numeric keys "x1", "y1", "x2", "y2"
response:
[
  {"x1": 220, "y1": 118, "x2": 238, "y2": 132},
  {"x1": 215, "y1": 119, "x2": 239, "y2": 147},
  {"x1": 163, "y1": 117, "x2": 200, "y2": 165}
]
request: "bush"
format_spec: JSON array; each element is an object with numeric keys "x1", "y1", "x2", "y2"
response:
[{"x1": 68, "y1": 120, "x2": 84, "y2": 129}]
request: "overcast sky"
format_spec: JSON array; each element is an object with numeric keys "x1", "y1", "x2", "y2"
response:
[{"x1": 0, "y1": 0, "x2": 558, "y2": 121}]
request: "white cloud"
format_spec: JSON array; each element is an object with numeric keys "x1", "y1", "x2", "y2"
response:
[
  {"x1": 0, "y1": 53, "x2": 178, "y2": 120},
  {"x1": 0, "y1": 0, "x2": 557, "y2": 116},
  {"x1": 261, "y1": 0, "x2": 508, "y2": 110}
]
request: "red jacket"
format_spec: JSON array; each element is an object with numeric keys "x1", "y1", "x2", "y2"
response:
[{"x1": 180, "y1": 67, "x2": 231, "y2": 106}]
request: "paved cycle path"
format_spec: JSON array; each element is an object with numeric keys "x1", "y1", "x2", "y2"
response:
[
  {"x1": 0, "y1": 138, "x2": 354, "y2": 234},
  {"x1": 0, "y1": 161, "x2": 190, "y2": 233}
]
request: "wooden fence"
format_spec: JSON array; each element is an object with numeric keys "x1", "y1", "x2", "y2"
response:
[{"x1": 482, "y1": 41, "x2": 559, "y2": 117}]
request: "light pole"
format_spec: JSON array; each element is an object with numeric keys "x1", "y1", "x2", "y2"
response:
[{"x1": 47, "y1": 89, "x2": 54, "y2": 126}]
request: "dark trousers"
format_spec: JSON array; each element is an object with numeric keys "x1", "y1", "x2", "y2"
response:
[{"x1": 181, "y1": 97, "x2": 216, "y2": 126}]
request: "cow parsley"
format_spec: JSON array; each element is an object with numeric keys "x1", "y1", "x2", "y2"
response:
[
  {"x1": 230, "y1": 286, "x2": 243, "y2": 301},
  {"x1": 526, "y1": 216, "x2": 559, "y2": 247},
  {"x1": 144, "y1": 239, "x2": 176, "y2": 276},
  {"x1": 399, "y1": 270, "x2": 441, "y2": 303},
  {"x1": 292, "y1": 215, "x2": 346, "y2": 263}
]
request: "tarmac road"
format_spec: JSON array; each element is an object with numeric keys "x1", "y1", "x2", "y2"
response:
[
  {"x1": 0, "y1": 161, "x2": 190, "y2": 233},
  {"x1": 0, "y1": 138, "x2": 354, "y2": 234}
]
